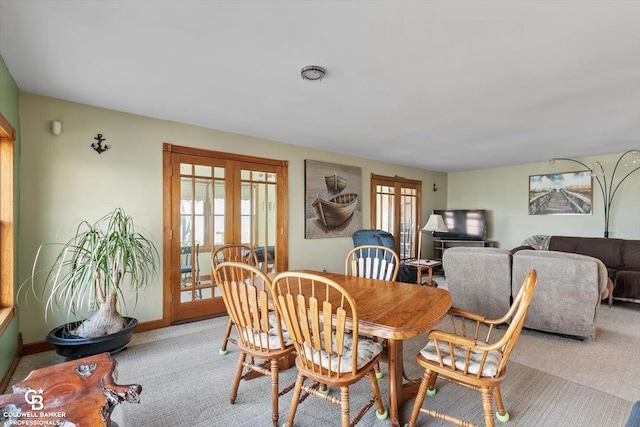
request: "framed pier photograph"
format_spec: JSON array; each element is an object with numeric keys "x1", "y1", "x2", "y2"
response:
[{"x1": 528, "y1": 170, "x2": 593, "y2": 215}]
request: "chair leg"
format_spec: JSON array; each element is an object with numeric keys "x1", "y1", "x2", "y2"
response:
[
  {"x1": 426, "y1": 370, "x2": 438, "y2": 394},
  {"x1": 406, "y1": 370, "x2": 432, "y2": 426},
  {"x1": 220, "y1": 319, "x2": 234, "y2": 355},
  {"x1": 270, "y1": 359, "x2": 279, "y2": 426},
  {"x1": 230, "y1": 353, "x2": 246, "y2": 404},
  {"x1": 373, "y1": 361, "x2": 383, "y2": 379},
  {"x1": 285, "y1": 374, "x2": 305, "y2": 427},
  {"x1": 340, "y1": 386, "x2": 350, "y2": 427},
  {"x1": 493, "y1": 385, "x2": 510, "y2": 422},
  {"x1": 480, "y1": 386, "x2": 496, "y2": 427},
  {"x1": 367, "y1": 369, "x2": 387, "y2": 417}
]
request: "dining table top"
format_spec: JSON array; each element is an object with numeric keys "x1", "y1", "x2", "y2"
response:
[{"x1": 285, "y1": 270, "x2": 452, "y2": 340}]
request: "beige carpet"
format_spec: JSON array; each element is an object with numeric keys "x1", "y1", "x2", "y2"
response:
[{"x1": 7, "y1": 301, "x2": 638, "y2": 427}]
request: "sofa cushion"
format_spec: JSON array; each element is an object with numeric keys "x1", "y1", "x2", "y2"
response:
[
  {"x1": 622, "y1": 240, "x2": 640, "y2": 270},
  {"x1": 549, "y1": 236, "x2": 625, "y2": 269},
  {"x1": 614, "y1": 271, "x2": 640, "y2": 300}
]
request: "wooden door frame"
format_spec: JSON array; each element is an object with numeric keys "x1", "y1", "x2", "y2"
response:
[
  {"x1": 369, "y1": 173, "x2": 422, "y2": 259},
  {"x1": 0, "y1": 114, "x2": 16, "y2": 337},
  {"x1": 162, "y1": 143, "x2": 288, "y2": 325}
]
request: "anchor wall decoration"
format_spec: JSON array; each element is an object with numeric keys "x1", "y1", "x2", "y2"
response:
[{"x1": 91, "y1": 133, "x2": 109, "y2": 154}]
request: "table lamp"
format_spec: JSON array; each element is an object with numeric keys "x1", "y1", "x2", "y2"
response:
[{"x1": 417, "y1": 214, "x2": 449, "y2": 261}]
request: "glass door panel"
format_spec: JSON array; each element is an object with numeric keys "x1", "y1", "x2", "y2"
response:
[
  {"x1": 371, "y1": 175, "x2": 422, "y2": 261},
  {"x1": 242, "y1": 168, "x2": 277, "y2": 272},
  {"x1": 172, "y1": 156, "x2": 228, "y2": 322},
  {"x1": 165, "y1": 144, "x2": 288, "y2": 324},
  {"x1": 400, "y1": 187, "x2": 418, "y2": 259},
  {"x1": 179, "y1": 167, "x2": 216, "y2": 303}
]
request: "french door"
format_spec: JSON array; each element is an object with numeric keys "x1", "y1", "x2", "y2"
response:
[
  {"x1": 163, "y1": 144, "x2": 288, "y2": 324},
  {"x1": 370, "y1": 174, "x2": 421, "y2": 260}
]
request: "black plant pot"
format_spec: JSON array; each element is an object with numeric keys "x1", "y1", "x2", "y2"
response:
[{"x1": 46, "y1": 317, "x2": 139, "y2": 359}]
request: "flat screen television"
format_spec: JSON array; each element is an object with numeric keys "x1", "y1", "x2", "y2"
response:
[{"x1": 433, "y1": 209, "x2": 487, "y2": 241}]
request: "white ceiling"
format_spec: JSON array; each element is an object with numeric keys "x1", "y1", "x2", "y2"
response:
[{"x1": 1, "y1": 1, "x2": 639, "y2": 172}]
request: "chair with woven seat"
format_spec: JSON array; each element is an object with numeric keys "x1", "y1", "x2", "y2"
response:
[
  {"x1": 212, "y1": 261, "x2": 295, "y2": 426},
  {"x1": 345, "y1": 245, "x2": 400, "y2": 282},
  {"x1": 212, "y1": 244, "x2": 260, "y2": 355},
  {"x1": 406, "y1": 270, "x2": 538, "y2": 427},
  {"x1": 270, "y1": 271, "x2": 388, "y2": 427},
  {"x1": 345, "y1": 244, "x2": 399, "y2": 379}
]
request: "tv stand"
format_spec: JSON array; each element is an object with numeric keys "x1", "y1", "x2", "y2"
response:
[{"x1": 433, "y1": 239, "x2": 497, "y2": 262}]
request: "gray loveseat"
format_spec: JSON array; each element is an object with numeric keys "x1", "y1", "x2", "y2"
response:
[{"x1": 443, "y1": 247, "x2": 609, "y2": 340}]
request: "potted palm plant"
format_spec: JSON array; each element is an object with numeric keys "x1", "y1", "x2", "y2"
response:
[{"x1": 23, "y1": 207, "x2": 159, "y2": 358}]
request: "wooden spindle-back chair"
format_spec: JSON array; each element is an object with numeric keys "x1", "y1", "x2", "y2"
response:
[
  {"x1": 345, "y1": 244, "x2": 399, "y2": 379},
  {"x1": 345, "y1": 245, "x2": 399, "y2": 281},
  {"x1": 212, "y1": 261, "x2": 294, "y2": 426},
  {"x1": 270, "y1": 271, "x2": 388, "y2": 427},
  {"x1": 406, "y1": 270, "x2": 538, "y2": 427},
  {"x1": 212, "y1": 244, "x2": 260, "y2": 355}
]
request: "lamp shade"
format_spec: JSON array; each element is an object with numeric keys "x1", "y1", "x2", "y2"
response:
[{"x1": 423, "y1": 214, "x2": 448, "y2": 233}]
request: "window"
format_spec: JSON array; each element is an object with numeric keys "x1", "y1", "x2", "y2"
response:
[
  {"x1": 0, "y1": 113, "x2": 16, "y2": 336},
  {"x1": 370, "y1": 174, "x2": 421, "y2": 260}
]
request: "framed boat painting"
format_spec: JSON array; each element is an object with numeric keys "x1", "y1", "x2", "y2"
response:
[
  {"x1": 305, "y1": 160, "x2": 362, "y2": 238},
  {"x1": 528, "y1": 170, "x2": 593, "y2": 215}
]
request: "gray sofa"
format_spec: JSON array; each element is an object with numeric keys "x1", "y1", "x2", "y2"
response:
[
  {"x1": 443, "y1": 247, "x2": 609, "y2": 340},
  {"x1": 441, "y1": 247, "x2": 512, "y2": 319}
]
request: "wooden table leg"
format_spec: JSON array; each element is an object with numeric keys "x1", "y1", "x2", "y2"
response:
[
  {"x1": 386, "y1": 339, "x2": 423, "y2": 427},
  {"x1": 387, "y1": 339, "x2": 402, "y2": 426}
]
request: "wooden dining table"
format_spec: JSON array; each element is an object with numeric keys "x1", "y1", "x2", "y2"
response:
[{"x1": 292, "y1": 270, "x2": 452, "y2": 427}]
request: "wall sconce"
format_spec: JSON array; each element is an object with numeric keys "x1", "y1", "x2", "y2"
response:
[{"x1": 51, "y1": 120, "x2": 62, "y2": 136}]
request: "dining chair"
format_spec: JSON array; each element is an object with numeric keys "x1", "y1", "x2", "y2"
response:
[
  {"x1": 345, "y1": 244, "x2": 399, "y2": 379},
  {"x1": 345, "y1": 245, "x2": 399, "y2": 281},
  {"x1": 212, "y1": 261, "x2": 295, "y2": 426},
  {"x1": 270, "y1": 271, "x2": 388, "y2": 427},
  {"x1": 212, "y1": 244, "x2": 260, "y2": 355},
  {"x1": 405, "y1": 269, "x2": 538, "y2": 427}
]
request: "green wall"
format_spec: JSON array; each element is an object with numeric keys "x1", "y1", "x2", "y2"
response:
[
  {"x1": 448, "y1": 156, "x2": 640, "y2": 249},
  {"x1": 0, "y1": 55, "x2": 20, "y2": 386},
  {"x1": 17, "y1": 93, "x2": 447, "y2": 344},
  {"x1": 6, "y1": 55, "x2": 638, "y2": 364}
]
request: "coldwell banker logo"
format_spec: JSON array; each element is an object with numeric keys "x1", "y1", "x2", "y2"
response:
[
  {"x1": 1, "y1": 388, "x2": 68, "y2": 426},
  {"x1": 24, "y1": 389, "x2": 44, "y2": 411}
]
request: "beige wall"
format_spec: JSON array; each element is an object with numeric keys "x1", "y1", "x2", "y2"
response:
[
  {"x1": 448, "y1": 156, "x2": 640, "y2": 249},
  {"x1": 18, "y1": 93, "x2": 447, "y2": 344},
  {"x1": 18, "y1": 92, "x2": 639, "y2": 345}
]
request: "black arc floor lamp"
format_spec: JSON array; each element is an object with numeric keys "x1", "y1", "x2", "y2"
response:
[{"x1": 547, "y1": 149, "x2": 640, "y2": 238}]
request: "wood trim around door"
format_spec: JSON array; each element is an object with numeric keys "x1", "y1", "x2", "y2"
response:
[{"x1": 162, "y1": 143, "x2": 288, "y2": 324}]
